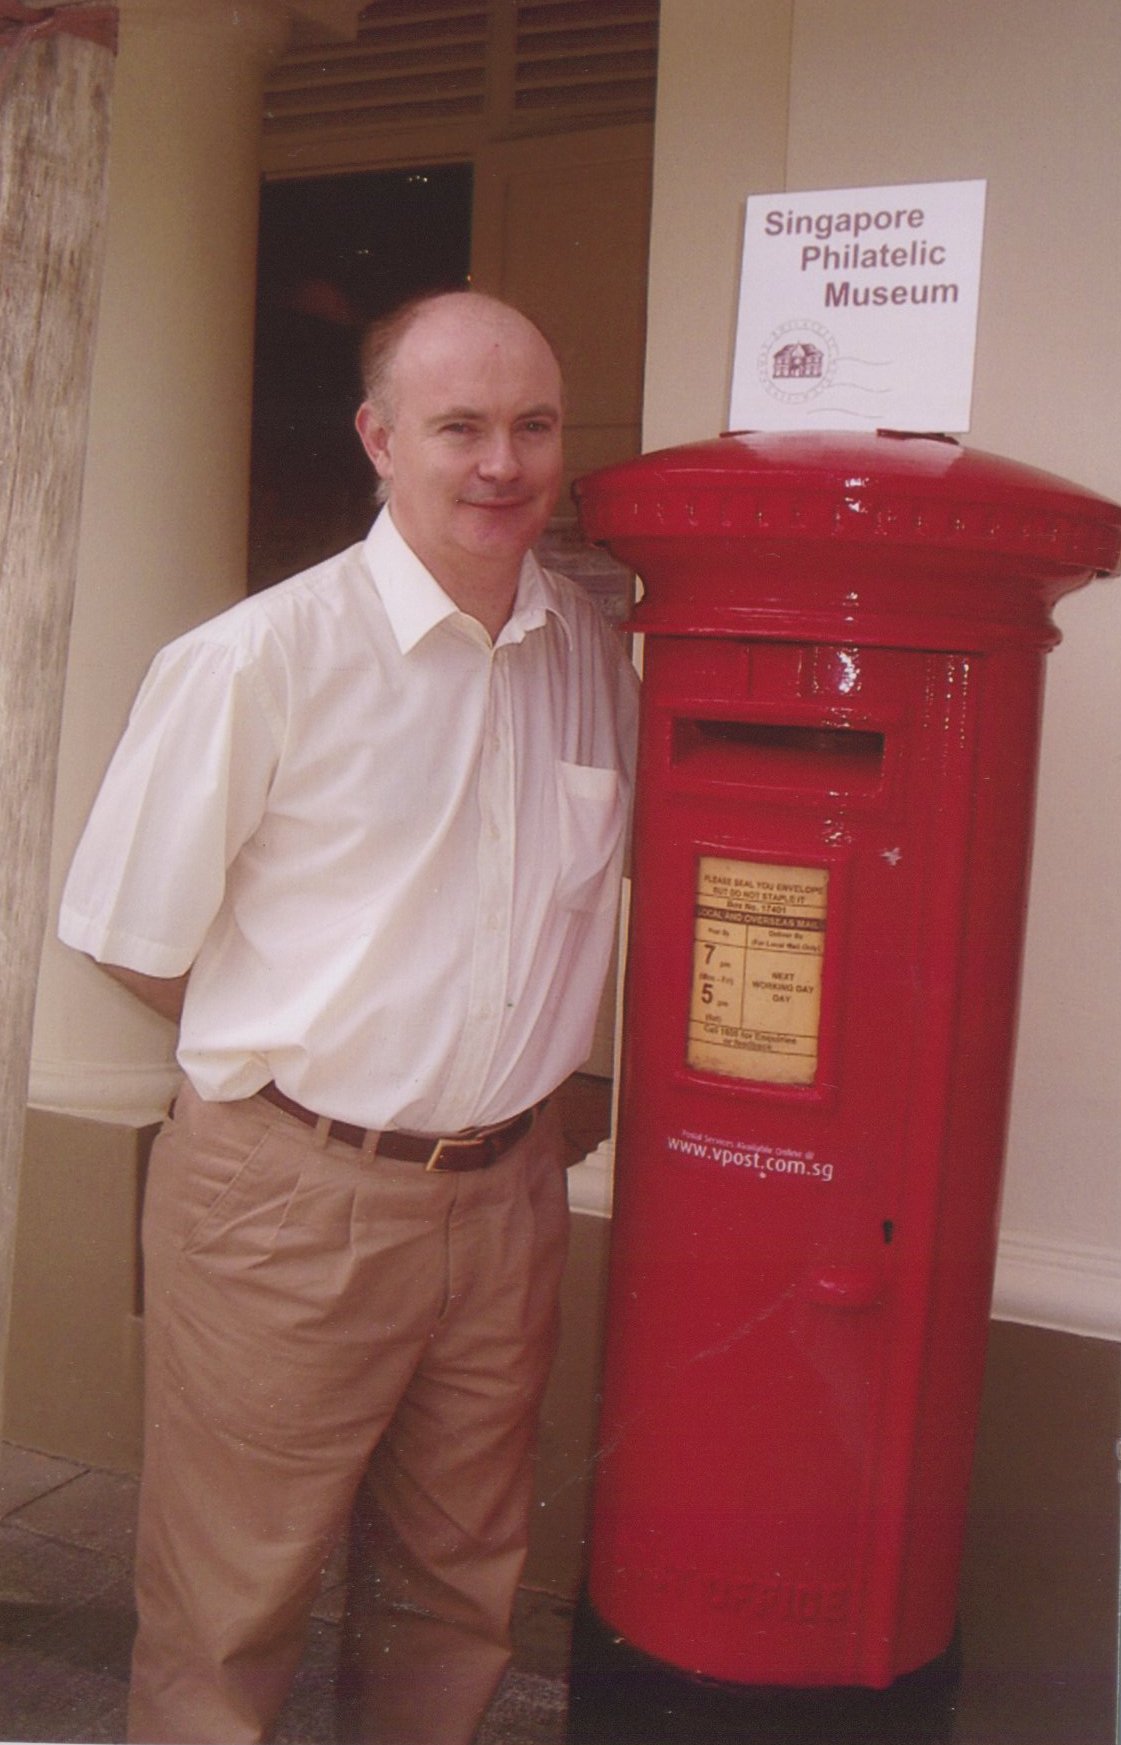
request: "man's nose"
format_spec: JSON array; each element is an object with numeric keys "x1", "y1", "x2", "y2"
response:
[{"x1": 477, "y1": 429, "x2": 520, "y2": 481}]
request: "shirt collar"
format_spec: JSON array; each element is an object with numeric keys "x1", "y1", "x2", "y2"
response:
[{"x1": 364, "y1": 508, "x2": 572, "y2": 655}]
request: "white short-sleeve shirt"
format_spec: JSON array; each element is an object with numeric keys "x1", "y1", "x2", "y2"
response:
[{"x1": 60, "y1": 510, "x2": 639, "y2": 1132}]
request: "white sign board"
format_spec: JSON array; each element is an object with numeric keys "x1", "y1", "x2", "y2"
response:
[{"x1": 729, "y1": 180, "x2": 987, "y2": 434}]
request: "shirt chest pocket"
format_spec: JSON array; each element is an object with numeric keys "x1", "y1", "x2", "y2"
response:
[{"x1": 555, "y1": 760, "x2": 626, "y2": 913}]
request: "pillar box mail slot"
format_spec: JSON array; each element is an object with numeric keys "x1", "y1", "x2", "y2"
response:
[
  {"x1": 673, "y1": 719, "x2": 887, "y2": 793},
  {"x1": 570, "y1": 431, "x2": 1121, "y2": 1705}
]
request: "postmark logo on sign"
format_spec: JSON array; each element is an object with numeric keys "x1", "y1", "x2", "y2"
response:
[{"x1": 758, "y1": 319, "x2": 839, "y2": 409}]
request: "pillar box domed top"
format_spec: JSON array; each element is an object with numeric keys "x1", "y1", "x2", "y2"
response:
[{"x1": 573, "y1": 431, "x2": 1121, "y2": 650}]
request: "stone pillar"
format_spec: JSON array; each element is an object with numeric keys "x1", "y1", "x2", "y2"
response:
[{"x1": 0, "y1": 6, "x2": 118, "y2": 1430}]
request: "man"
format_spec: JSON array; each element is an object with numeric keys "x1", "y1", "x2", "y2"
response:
[{"x1": 59, "y1": 290, "x2": 638, "y2": 1745}]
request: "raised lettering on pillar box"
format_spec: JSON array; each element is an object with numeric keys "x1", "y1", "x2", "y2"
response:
[{"x1": 729, "y1": 180, "x2": 987, "y2": 434}]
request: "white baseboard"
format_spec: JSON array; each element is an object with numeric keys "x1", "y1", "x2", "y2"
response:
[
  {"x1": 569, "y1": 1143, "x2": 1120, "y2": 1345},
  {"x1": 28, "y1": 1057, "x2": 181, "y2": 1129},
  {"x1": 991, "y1": 1230, "x2": 1121, "y2": 1342},
  {"x1": 567, "y1": 1139, "x2": 615, "y2": 1218}
]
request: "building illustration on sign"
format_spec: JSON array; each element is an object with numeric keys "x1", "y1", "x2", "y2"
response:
[
  {"x1": 772, "y1": 340, "x2": 824, "y2": 380},
  {"x1": 754, "y1": 319, "x2": 839, "y2": 410}
]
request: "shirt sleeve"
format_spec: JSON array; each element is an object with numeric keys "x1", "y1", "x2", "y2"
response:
[{"x1": 59, "y1": 633, "x2": 282, "y2": 977}]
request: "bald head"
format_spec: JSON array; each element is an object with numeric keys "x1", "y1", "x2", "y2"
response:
[
  {"x1": 354, "y1": 289, "x2": 566, "y2": 630},
  {"x1": 360, "y1": 290, "x2": 563, "y2": 427}
]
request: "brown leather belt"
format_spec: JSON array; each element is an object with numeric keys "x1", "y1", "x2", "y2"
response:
[{"x1": 257, "y1": 1081, "x2": 538, "y2": 1172}]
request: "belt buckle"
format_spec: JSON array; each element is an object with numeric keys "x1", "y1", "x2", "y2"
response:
[{"x1": 426, "y1": 1133, "x2": 481, "y2": 1172}]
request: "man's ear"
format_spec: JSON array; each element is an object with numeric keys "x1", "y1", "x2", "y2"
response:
[{"x1": 355, "y1": 401, "x2": 392, "y2": 482}]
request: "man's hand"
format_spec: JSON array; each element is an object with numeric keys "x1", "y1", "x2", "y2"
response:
[{"x1": 95, "y1": 960, "x2": 189, "y2": 1024}]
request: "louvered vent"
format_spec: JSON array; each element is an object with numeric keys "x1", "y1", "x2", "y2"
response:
[
  {"x1": 263, "y1": 0, "x2": 659, "y2": 148},
  {"x1": 515, "y1": 0, "x2": 658, "y2": 122},
  {"x1": 263, "y1": 1, "x2": 489, "y2": 140}
]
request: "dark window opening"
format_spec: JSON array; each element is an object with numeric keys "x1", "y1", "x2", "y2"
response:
[{"x1": 248, "y1": 164, "x2": 473, "y2": 591}]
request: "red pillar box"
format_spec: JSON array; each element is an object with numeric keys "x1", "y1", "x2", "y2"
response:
[{"x1": 573, "y1": 433, "x2": 1120, "y2": 1699}]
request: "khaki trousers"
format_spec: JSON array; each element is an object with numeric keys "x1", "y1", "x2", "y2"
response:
[{"x1": 127, "y1": 1083, "x2": 570, "y2": 1745}]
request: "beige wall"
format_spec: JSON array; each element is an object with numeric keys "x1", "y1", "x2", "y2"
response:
[
  {"x1": 4, "y1": 1113, "x2": 151, "y2": 1470},
  {"x1": 644, "y1": 0, "x2": 1121, "y2": 1341}
]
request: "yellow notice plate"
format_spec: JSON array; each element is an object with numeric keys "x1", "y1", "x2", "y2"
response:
[{"x1": 689, "y1": 857, "x2": 828, "y2": 1086}]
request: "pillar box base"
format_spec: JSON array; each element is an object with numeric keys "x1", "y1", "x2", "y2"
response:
[{"x1": 566, "y1": 1591, "x2": 961, "y2": 1745}]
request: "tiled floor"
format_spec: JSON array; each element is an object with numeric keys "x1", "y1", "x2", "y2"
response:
[
  {"x1": 1, "y1": 1445, "x2": 136, "y2": 1744},
  {"x1": 0, "y1": 1440, "x2": 570, "y2": 1745}
]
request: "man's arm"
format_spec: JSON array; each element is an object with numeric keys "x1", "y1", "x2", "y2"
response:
[{"x1": 96, "y1": 960, "x2": 190, "y2": 1024}]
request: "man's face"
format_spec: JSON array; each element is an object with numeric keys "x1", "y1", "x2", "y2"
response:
[{"x1": 356, "y1": 296, "x2": 564, "y2": 601}]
